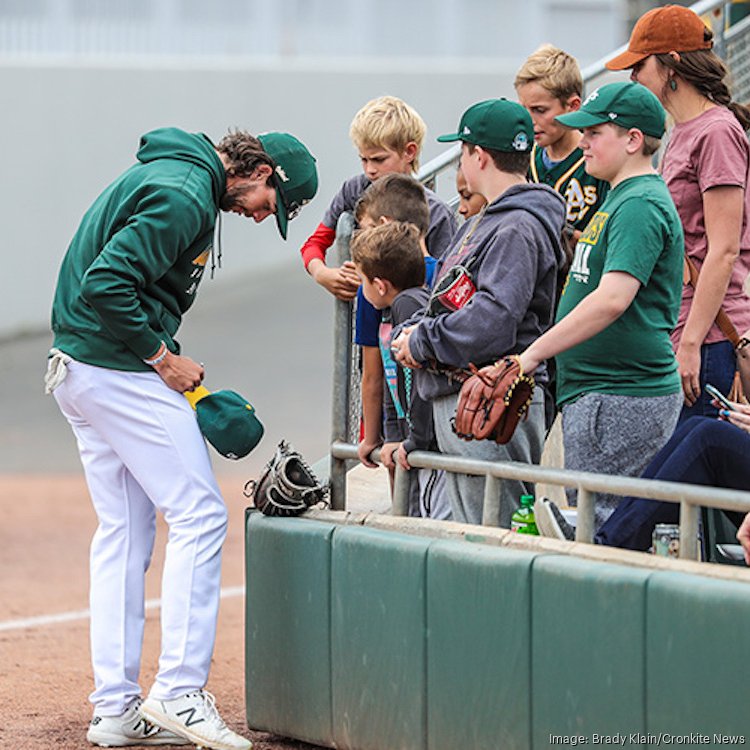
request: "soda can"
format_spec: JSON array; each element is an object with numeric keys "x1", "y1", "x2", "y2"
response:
[{"x1": 652, "y1": 523, "x2": 680, "y2": 558}]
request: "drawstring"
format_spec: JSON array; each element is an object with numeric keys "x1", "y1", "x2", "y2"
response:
[{"x1": 211, "y1": 211, "x2": 224, "y2": 279}]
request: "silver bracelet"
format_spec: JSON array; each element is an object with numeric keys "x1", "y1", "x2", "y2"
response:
[{"x1": 143, "y1": 343, "x2": 168, "y2": 366}]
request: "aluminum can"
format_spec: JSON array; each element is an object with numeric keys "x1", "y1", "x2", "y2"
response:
[{"x1": 652, "y1": 523, "x2": 680, "y2": 557}]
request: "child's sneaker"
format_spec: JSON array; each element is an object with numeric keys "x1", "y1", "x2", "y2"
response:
[
  {"x1": 140, "y1": 690, "x2": 252, "y2": 750},
  {"x1": 535, "y1": 498, "x2": 575, "y2": 541},
  {"x1": 87, "y1": 697, "x2": 190, "y2": 746}
]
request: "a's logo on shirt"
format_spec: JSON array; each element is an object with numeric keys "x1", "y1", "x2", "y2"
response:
[{"x1": 579, "y1": 211, "x2": 608, "y2": 245}]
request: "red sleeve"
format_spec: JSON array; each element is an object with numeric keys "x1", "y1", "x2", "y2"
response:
[{"x1": 300, "y1": 222, "x2": 337, "y2": 270}]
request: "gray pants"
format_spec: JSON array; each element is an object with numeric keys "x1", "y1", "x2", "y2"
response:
[
  {"x1": 433, "y1": 387, "x2": 545, "y2": 527},
  {"x1": 562, "y1": 391, "x2": 682, "y2": 529}
]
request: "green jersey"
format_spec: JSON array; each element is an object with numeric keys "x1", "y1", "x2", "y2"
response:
[
  {"x1": 555, "y1": 174, "x2": 683, "y2": 406},
  {"x1": 529, "y1": 144, "x2": 609, "y2": 231}
]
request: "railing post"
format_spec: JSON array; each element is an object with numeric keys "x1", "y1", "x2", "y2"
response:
[
  {"x1": 392, "y1": 464, "x2": 410, "y2": 516},
  {"x1": 679, "y1": 500, "x2": 701, "y2": 561},
  {"x1": 329, "y1": 213, "x2": 355, "y2": 511},
  {"x1": 575, "y1": 486, "x2": 595, "y2": 543},
  {"x1": 481, "y1": 475, "x2": 502, "y2": 527}
]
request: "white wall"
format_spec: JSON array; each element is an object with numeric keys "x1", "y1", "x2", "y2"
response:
[{"x1": 1, "y1": 58, "x2": 520, "y2": 338}]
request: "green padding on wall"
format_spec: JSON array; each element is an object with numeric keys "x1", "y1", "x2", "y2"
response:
[
  {"x1": 427, "y1": 541, "x2": 540, "y2": 750},
  {"x1": 532, "y1": 555, "x2": 650, "y2": 745},
  {"x1": 331, "y1": 526, "x2": 431, "y2": 750},
  {"x1": 245, "y1": 512, "x2": 335, "y2": 746},
  {"x1": 646, "y1": 572, "x2": 750, "y2": 740}
]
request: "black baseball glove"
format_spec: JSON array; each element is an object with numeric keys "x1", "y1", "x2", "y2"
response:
[{"x1": 244, "y1": 440, "x2": 328, "y2": 517}]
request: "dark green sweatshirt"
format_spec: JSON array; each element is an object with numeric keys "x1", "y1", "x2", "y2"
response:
[{"x1": 51, "y1": 127, "x2": 226, "y2": 370}]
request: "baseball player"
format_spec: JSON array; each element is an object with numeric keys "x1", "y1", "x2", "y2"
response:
[{"x1": 45, "y1": 127, "x2": 317, "y2": 750}]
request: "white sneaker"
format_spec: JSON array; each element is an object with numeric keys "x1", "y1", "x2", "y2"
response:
[
  {"x1": 140, "y1": 690, "x2": 252, "y2": 750},
  {"x1": 87, "y1": 697, "x2": 190, "y2": 746}
]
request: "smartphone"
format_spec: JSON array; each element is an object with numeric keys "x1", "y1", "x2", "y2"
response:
[{"x1": 705, "y1": 383, "x2": 735, "y2": 411}]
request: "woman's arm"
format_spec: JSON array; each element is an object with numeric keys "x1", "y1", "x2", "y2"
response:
[{"x1": 677, "y1": 185, "x2": 743, "y2": 405}]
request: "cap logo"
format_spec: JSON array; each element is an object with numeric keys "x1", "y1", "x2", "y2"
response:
[
  {"x1": 275, "y1": 165, "x2": 290, "y2": 182},
  {"x1": 512, "y1": 132, "x2": 530, "y2": 152},
  {"x1": 462, "y1": 125, "x2": 471, "y2": 135},
  {"x1": 583, "y1": 89, "x2": 601, "y2": 106},
  {"x1": 608, "y1": 112, "x2": 618, "y2": 120}
]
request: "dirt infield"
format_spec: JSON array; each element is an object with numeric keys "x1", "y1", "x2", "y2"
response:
[{"x1": 0, "y1": 475, "x2": 323, "y2": 750}]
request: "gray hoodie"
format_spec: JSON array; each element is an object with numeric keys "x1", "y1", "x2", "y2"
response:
[{"x1": 408, "y1": 182, "x2": 566, "y2": 400}]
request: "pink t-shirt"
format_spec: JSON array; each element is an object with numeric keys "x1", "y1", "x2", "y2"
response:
[{"x1": 661, "y1": 106, "x2": 750, "y2": 346}]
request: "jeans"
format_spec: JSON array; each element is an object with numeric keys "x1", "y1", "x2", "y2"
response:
[
  {"x1": 678, "y1": 340, "x2": 736, "y2": 423},
  {"x1": 595, "y1": 417, "x2": 750, "y2": 550}
]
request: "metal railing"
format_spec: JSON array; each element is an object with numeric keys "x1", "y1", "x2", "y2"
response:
[{"x1": 327, "y1": 0, "x2": 750, "y2": 561}]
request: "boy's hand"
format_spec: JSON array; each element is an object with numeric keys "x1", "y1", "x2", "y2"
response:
[
  {"x1": 392, "y1": 326, "x2": 421, "y2": 369},
  {"x1": 357, "y1": 438, "x2": 381, "y2": 468},
  {"x1": 310, "y1": 259, "x2": 360, "y2": 300},
  {"x1": 396, "y1": 443, "x2": 412, "y2": 471},
  {"x1": 380, "y1": 441, "x2": 400, "y2": 470}
]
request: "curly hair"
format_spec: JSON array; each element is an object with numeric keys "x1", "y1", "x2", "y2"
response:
[{"x1": 216, "y1": 129, "x2": 275, "y2": 178}]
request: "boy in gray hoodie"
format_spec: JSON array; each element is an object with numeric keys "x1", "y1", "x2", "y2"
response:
[{"x1": 392, "y1": 99, "x2": 566, "y2": 526}]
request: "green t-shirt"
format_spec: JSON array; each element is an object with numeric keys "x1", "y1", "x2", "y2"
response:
[{"x1": 555, "y1": 174, "x2": 683, "y2": 406}]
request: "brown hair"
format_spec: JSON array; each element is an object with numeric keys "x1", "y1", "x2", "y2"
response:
[
  {"x1": 215, "y1": 129, "x2": 275, "y2": 178},
  {"x1": 465, "y1": 143, "x2": 530, "y2": 176},
  {"x1": 354, "y1": 174, "x2": 430, "y2": 236},
  {"x1": 350, "y1": 222, "x2": 425, "y2": 291},
  {"x1": 655, "y1": 31, "x2": 750, "y2": 131}
]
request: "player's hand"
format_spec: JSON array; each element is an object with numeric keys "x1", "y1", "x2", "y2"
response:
[
  {"x1": 392, "y1": 326, "x2": 421, "y2": 369},
  {"x1": 153, "y1": 351, "x2": 205, "y2": 393},
  {"x1": 676, "y1": 341, "x2": 701, "y2": 406},
  {"x1": 357, "y1": 438, "x2": 381, "y2": 468},
  {"x1": 380, "y1": 441, "x2": 400, "y2": 470},
  {"x1": 313, "y1": 261, "x2": 360, "y2": 301}
]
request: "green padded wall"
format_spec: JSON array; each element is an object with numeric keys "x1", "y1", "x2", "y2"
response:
[
  {"x1": 531, "y1": 555, "x2": 650, "y2": 746},
  {"x1": 245, "y1": 512, "x2": 335, "y2": 746},
  {"x1": 646, "y1": 572, "x2": 750, "y2": 741},
  {"x1": 331, "y1": 526, "x2": 432, "y2": 750},
  {"x1": 427, "y1": 541, "x2": 541, "y2": 750}
]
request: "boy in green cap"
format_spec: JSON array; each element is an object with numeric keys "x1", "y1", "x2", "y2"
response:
[
  {"x1": 518, "y1": 81, "x2": 684, "y2": 532},
  {"x1": 392, "y1": 98, "x2": 567, "y2": 526}
]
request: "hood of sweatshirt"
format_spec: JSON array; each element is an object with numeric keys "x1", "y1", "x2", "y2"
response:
[{"x1": 137, "y1": 127, "x2": 225, "y2": 205}]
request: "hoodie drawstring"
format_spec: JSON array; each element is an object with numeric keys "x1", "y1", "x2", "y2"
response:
[{"x1": 211, "y1": 211, "x2": 224, "y2": 279}]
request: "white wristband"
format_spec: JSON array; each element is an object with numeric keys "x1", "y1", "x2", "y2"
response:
[{"x1": 143, "y1": 342, "x2": 168, "y2": 366}]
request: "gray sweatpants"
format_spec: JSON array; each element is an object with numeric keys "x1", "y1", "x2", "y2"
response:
[
  {"x1": 433, "y1": 387, "x2": 545, "y2": 527},
  {"x1": 562, "y1": 391, "x2": 683, "y2": 529}
]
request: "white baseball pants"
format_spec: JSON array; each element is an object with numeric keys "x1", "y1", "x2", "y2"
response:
[{"x1": 53, "y1": 359, "x2": 227, "y2": 715}]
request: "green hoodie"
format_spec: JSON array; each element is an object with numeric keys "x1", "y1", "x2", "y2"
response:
[{"x1": 51, "y1": 127, "x2": 226, "y2": 370}]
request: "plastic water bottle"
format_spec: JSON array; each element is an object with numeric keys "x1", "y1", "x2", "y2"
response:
[{"x1": 511, "y1": 494, "x2": 538, "y2": 535}]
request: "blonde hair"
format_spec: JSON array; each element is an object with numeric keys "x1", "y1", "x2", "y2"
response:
[
  {"x1": 349, "y1": 95, "x2": 426, "y2": 171},
  {"x1": 514, "y1": 44, "x2": 583, "y2": 102}
]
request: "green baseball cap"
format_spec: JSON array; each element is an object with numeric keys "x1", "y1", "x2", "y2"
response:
[
  {"x1": 437, "y1": 98, "x2": 533, "y2": 153},
  {"x1": 258, "y1": 132, "x2": 318, "y2": 240},
  {"x1": 555, "y1": 82, "x2": 666, "y2": 138},
  {"x1": 185, "y1": 387, "x2": 264, "y2": 460}
]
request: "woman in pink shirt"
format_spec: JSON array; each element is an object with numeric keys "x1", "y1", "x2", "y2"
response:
[{"x1": 607, "y1": 4, "x2": 750, "y2": 420}]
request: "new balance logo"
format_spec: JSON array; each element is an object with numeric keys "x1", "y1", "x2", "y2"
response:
[
  {"x1": 177, "y1": 707, "x2": 206, "y2": 727},
  {"x1": 134, "y1": 717, "x2": 158, "y2": 736}
]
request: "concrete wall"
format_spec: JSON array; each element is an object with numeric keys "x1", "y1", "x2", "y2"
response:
[{"x1": 1, "y1": 59, "x2": 517, "y2": 338}]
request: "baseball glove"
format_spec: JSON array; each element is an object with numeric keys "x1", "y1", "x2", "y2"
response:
[
  {"x1": 452, "y1": 355, "x2": 535, "y2": 444},
  {"x1": 244, "y1": 440, "x2": 328, "y2": 517}
]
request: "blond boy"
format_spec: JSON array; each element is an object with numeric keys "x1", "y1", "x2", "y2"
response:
[
  {"x1": 518, "y1": 82, "x2": 684, "y2": 529},
  {"x1": 515, "y1": 44, "x2": 609, "y2": 241},
  {"x1": 300, "y1": 95, "x2": 455, "y2": 300}
]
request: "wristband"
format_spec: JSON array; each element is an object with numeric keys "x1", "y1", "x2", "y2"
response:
[{"x1": 143, "y1": 342, "x2": 168, "y2": 366}]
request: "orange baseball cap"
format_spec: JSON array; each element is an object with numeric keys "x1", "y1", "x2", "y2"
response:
[{"x1": 606, "y1": 4, "x2": 712, "y2": 71}]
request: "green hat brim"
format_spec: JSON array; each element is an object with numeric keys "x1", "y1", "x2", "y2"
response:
[
  {"x1": 555, "y1": 111, "x2": 610, "y2": 130},
  {"x1": 274, "y1": 186, "x2": 289, "y2": 240},
  {"x1": 436, "y1": 133, "x2": 462, "y2": 143}
]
